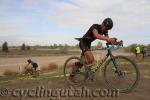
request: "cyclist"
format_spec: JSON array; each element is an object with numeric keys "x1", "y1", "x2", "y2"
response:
[
  {"x1": 26, "y1": 59, "x2": 38, "y2": 73},
  {"x1": 69, "y1": 18, "x2": 119, "y2": 81}
]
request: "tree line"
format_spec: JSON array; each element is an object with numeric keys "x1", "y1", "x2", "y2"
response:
[
  {"x1": 0, "y1": 42, "x2": 79, "y2": 52},
  {"x1": 1, "y1": 42, "x2": 30, "y2": 52},
  {"x1": 1, "y1": 41, "x2": 150, "y2": 53}
]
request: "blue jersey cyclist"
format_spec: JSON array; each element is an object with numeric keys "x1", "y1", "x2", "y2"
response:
[{"x1": 26, "y1": 59, "x2": 38, "y2": 71}]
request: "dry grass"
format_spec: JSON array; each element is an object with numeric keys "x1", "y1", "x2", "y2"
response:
[
  {"x1": 41, "y1": 63, "x2": 58, "y2": 71},
  {"x1": 3, "y1": 69, "x2": 19, "y2": 76}
]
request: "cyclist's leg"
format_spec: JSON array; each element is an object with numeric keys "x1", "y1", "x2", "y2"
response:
[
  {"x1": 70, "y1": 40, "x2": 94, "y2": 67},
  {"x1": 35, "y1": 64, "x2": 38, "y2": 71},
  {"x1": 69, "y1": 41, "x2": 85, "y2": 69},
  {"x1": 69, "y1": 40, "x2": 88, "y2": 81},
  {"x1": 83, "y1": 51, "x2": 95, "y2": 81},
  {"x1": 72, "y1": 51, "x2": 95, "y2": 69},
  {"x1": 77, "y1": 40, "x2": 94, "y2": 65},
  {"x1": 32, "y1": 63, "x2": 38, "y2": 73},
  {"x1": 69, "y1": 40, "x2": 95, "y2": 81},
  {"x1": 32, "y1": 67, "x2": 35, "y2": 73},
  {"x1": 84, "y1": 51, "x2": 94, "y2": 64}
]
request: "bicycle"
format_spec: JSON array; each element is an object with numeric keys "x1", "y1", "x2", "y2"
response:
[
  {"x1": 21, "y1": 66, "x2": 40, "y2": 77},
  {"x1": 64, "y1": 39, "x2": 140, "y2": 93}
]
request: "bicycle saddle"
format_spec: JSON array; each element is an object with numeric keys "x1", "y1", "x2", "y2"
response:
[
  {"x1": 75, "y1": 38, "x2": 82, "y2": 41},
  {"x1": 75, "y1": 37, "x2": 91, "y2": 41}
]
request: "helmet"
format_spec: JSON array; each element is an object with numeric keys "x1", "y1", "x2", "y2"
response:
[
  {"x1": 102, "y1": 18, "x2": 113, "y2": 30},
  {"x1": 27, "y1": 59, "x2": 31, "y2": 63}
]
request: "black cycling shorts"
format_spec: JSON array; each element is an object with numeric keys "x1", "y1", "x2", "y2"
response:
[
  {"x1": 32, "y1": 63, "x2": 38, "y2": 70},
  {"x1": 79, "y1": 39, "x2": 91, "y2": 53}
]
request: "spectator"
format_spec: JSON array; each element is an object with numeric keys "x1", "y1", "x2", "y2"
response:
[
  {"x1": 135, "y1": 46, "x2": 141, "y2": 59},
  {"x1": 142, "y1": 47, "x2": 148, "y2": 59}
]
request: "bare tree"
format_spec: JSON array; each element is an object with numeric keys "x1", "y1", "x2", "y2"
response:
[
  {"x1": 2, "y1": 42, "x2": 9, "y2": 52},
  {"x1": 21, "y1": 43, "x2": 26, "y2": 51}
]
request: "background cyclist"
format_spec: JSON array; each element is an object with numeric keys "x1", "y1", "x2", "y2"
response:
[{"x1": 26, "y1": 59, "x2": 38, "y2": 73}]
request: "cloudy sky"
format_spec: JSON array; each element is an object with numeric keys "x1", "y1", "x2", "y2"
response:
[{"x1": 0, "y1": 0, "x2": 150, "y2": 46}]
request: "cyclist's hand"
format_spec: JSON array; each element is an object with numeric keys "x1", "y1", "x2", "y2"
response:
[
  {"x1": 113, "y1": 40, "x2": 123, "y2": 46},
  {"x1": 107, "y1": 38, "x2": 117, "y2": 44},
  {"x1": 111, "y1": 37, "x2": 118, "y2": 42}
]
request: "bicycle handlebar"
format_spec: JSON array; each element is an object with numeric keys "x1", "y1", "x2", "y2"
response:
[
  {"x1": 106, "y1": 40, "x2": 123, "y2": 46},
  {"x1": 92, "y1": 40, "x2": 123, "y2": 51}
]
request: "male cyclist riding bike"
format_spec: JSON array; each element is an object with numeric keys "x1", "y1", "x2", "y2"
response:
[
  {"x1": 69, "y1": 18, "x2": 120, "y2": 81},
  {"x1": 26, "y1": 59, "x2": 38, "y2": 73}
]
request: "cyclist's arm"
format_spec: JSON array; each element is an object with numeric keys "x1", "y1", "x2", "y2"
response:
[
  {"x1": 25, "y1": 63, "x2": 30, "y2": 68},
  {"x1": 93, "y1": 29, "x2": 110, "y2": 42}
]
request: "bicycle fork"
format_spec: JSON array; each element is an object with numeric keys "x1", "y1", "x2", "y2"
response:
[{"x1": 110, "y1": 55, "x2": 123, "y2": 76}]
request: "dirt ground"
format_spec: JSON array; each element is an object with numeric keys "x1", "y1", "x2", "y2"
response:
[
  {"x1": 0, "y1": 54, "x2": 149, "y2": 100},
  {"x1": 0, "y1": 63, "x2": 149, "y2": 100},
  {"x1": 0, "y1": 53, "x2": 150, "y2": 100}
]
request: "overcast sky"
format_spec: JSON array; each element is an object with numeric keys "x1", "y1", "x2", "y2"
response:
[{"x1": 0, "y1": 0, "x2": 150, "y2": 46}]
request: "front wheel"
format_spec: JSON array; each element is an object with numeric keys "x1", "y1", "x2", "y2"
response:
[
  {"x1": 32, "y1": 70, "x2": 40, "y2": 77},
  {"x1": 103, "y1": 56, "x2": 140, "y2": 93}
]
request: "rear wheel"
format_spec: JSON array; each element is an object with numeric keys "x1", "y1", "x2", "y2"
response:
[
  {"x1": 103, "y1": 56, "x2": 140, "y2": 93},
  {"x1": 64, "y1": 57, "x2": 86, "y2": 86}
]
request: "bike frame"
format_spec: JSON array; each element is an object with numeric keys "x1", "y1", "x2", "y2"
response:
[{"x1": 81, "y1": 43, "x2": 122, "y2": 74}]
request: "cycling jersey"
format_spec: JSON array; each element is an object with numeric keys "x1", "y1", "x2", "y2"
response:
[
  {"x1": 83, "y1": 24, "x2": 108, "y2": 42},
  {"x1": 29, "y1": 61, "x2": 38, "y2": 70},
  {"x1": 80, "y1": 24, "x2": 108, "y2": 52},
  {"x1": 135, "y1": 47, "x2": 140, "y2": 54}
]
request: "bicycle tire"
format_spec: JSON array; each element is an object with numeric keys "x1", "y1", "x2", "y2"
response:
[
  {"x1": 103, "y1": 55, "x2": 140, "y2": 93},
  {"x1": 63, "y1": 56, "x2": 86, "y2": 86}
]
